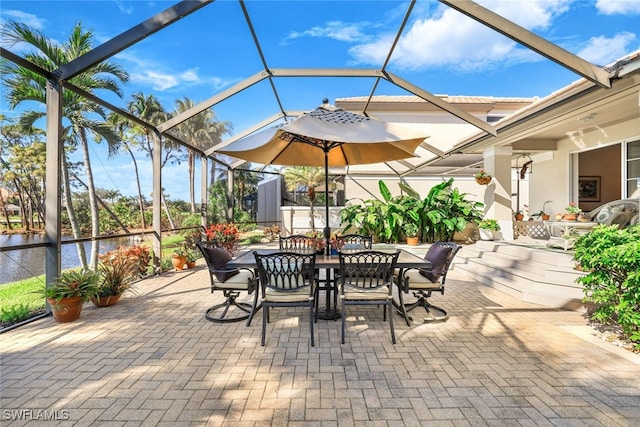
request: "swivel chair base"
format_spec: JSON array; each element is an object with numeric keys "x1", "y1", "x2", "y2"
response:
[
  {"x1": 398, "y1": 290, "x2": 449, "y2": 323},
  {"x1": 205, "y1": 290, "x2": 254, "y2": 323}
]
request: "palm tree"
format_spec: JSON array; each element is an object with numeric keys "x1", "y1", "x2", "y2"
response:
[
  {"x1": 109, "y1": 92, "x2": 167, "y2": 229},
  {"x1": 172, "y1": 97, "x2": 232, "y2": 214},
  {"x1": 2, "y1": 21, "x2": 129, "y2": 269},
  {"x1": 282, "y1": 166, "x2": 325, "y2": 232}
]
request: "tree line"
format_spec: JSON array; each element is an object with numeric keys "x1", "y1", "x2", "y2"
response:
[{"x1": 0, "y1": 21, "x2": 245, "y2": 269}]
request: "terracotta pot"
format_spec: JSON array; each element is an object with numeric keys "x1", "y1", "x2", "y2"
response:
[
  {"x1": 48, "y1": 296, "x2": 84, "y2": 323},
  {"x1": 514, "y1": 214, "x2": 524, "y2": 221},
  {"x1": 186, "y1": 261, "x2": 196, "y2": 269},
  {"x1": 91, "y1": 294, "x2": 122, "y2": 307},
  {"x1": 541, "y1": 214, "x2": 550, "y2": 221},
  {"x1": 172, "y1": 255, "x2": 186, "y2": 270},
  {"x1": 563, "y1": 213, "x2": 577, "y2": 221},
  {"x1": 406, "y1": 236, "x2": 419, "y2": 246}
]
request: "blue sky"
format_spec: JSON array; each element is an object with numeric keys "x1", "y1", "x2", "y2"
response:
[{"x1": 2, "y1": 0, "x2": 640, "y2": 201}]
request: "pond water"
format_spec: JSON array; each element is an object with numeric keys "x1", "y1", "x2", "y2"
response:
[{"x1": 0, "y1": 234, "x2": 136, "y2": 285}]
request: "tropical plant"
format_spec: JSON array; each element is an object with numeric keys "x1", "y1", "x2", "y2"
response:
[
  {"x1": 282, "y1": 166, "x2": 325, "y2": 232},
  {"x1": 419, "y1": 179, "x2": 484, "y2": 242},
  {"x1": 402, "y1": 222, "x2": 419, "y2": 238},
  {"x1": 573, "y1": 225, "x2": 640, "y2": 348},
  {"x1": 339, "y1": 179, "x2": 483, "y2": 243},
  {"x1": 204, "y1": 223, "x2": 240, "y2": 255},
  {"x1": 40, "y1": 269, "x2": 102, "y2": 302},
  {"x1": 339, "y1": 197, "x2": 386, "y2": 241},
  {"x1": 2, "y1": 21, "x2": 129, "y2": 269},
  {"x1": 97, "y1": 246, "x2": 142, "y2": 296}
]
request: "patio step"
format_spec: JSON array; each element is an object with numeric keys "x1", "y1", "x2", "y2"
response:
[{"x1": 452, "y1": 240, "x2": 589, "y2": 311}]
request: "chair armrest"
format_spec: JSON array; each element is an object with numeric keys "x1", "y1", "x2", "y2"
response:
[{"x1": 393, "y1": 267, "x2": 415, "y2": 293}]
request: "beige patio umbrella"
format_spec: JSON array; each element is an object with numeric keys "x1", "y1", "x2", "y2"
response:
[{"x1": 218, "y1": 100, "x2": 429, "y2": 252}]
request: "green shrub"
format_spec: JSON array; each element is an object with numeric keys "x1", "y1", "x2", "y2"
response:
[
  {"x1": 0, "y1": 303, "x2": 32, "y2": 325},
  {"x1": 573, "y1": 225, "x2": 640, "y2": 348}
]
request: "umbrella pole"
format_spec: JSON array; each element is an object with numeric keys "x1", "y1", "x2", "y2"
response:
[{"x1": 324, "y1": 148, "x2": 331, "y2": 256}]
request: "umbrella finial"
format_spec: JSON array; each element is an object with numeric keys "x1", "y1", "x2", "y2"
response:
[{"x1": 322, "y1": 98, "x2": 329, "y2": 105}]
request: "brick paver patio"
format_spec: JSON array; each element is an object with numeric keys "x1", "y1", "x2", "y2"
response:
[{"x1": 2, "y1": 260, "x2": 639, "y2": 426}]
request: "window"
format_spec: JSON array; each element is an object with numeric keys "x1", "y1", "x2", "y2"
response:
[{"x1": 626, "y1": 140, "x2": 640, "y2": 197}]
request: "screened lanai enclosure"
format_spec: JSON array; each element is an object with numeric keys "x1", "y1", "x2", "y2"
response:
[{"x1": 1, "y1": 0, "x2": 634, "y2": 327}]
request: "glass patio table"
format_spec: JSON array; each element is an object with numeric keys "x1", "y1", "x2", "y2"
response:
[{"x1": 227, "y1": 248, "x2": 432, "y2": 320}]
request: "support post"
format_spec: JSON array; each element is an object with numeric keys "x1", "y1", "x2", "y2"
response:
[
  {"x1": 483, "y1": 146, "x2": 514, "y2": 240},
  {"x1": 44, "y1": 79, "x2": 63, "y2": 304},
  {"x1": 152, "y1": 131, "x2": 162, "y2": 273},
  {"x1": 201, "y1": 156, "x2": 208, "y2": 229}
]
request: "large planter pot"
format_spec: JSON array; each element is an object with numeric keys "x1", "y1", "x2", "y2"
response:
[
  {"x1": 48, "y1": 296, "x2": 84, "y2": 323},
  {"x1": 478, "y1": 228, "x2": 495, "y2": 241},
  {"x1": 406, "y1": 237, "x2": 419, "y2": 246},
  {"x1": 172, "y1": 255, "x2": 186, "y2": 270},
  {"x1": 91, "y1": 294, "x2": 122, "y2": 307}
]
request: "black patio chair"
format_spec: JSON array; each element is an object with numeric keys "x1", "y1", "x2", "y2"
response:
[
  {"x1": 338, "y1": 250, "x2": 400, "y2": 344},
  {"x1": 197, "y1": 241, "x2": 259, "y2": 325},
  {"x1": 333, "y1": 234, "x2": 373, "y2": 253},
  {"x1": 394, "y1": 241, "x2": 460, "y2": 325},
  {"x1": 253, "y1": 251, "x2": 319, "y2": 346},
  {"x1": 279, "y1": 234, "x2": 320, "y2": 253}
]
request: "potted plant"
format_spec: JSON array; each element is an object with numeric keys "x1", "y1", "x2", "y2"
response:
[
  {"x1": 564, "y1": 202, "x2": 581, "y2": 221},
  {"x1": 478, "y1": 219, "x2": 501, "y2": 240},
  {"x1": 514, "y1": 208, "x2": 524, "y2": 221},
  {"x1": 93, "y1": 247, "x2": 139, "y2": 307},
  {"x1": 531, "y1": 200, "x2": 552, "y2": 220},
  {"x1": 474, "y1": 169, "x2": 492, "y2": 185},
  {"x1": 171, "y1": 246, "x2": 187, "y2": 271},
  {"x1": 403, "y1": 222, "x2": 420, "y2": 246},
  {"x1": 185, "y1": 249, "x2": 200, "y2": 269},
  {"x1": 40, "y1": 269, "x2": 101, "y2": 322}
]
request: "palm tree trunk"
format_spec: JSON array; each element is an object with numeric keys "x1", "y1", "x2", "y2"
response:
[
  {"x1": 79, "y1": 129, "x2": 99, "y2": 269},
  {"x1": 61, "y1": 153, "x2": 88, "y2": 270},
  {"x1": 125, "y1": 145, "x2": 146, "y2": 229}
]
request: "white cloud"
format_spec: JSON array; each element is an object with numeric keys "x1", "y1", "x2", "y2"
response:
[
  {"x1": 116, "y1": 51, "x2": 233, "y2": 93},
  {"x1": 0, "y1": 10, "x2": 50, "y2": 51},
  {"x1": 0, "y1": 10, "x2": 47, "y2": 30},
  {"x1": 180, "y1": 69, "x2": 200, "y2": 83},
  {"x1": 130, "y1": 70, "x2": 178, "y2": 91},
  {"x1": 596, "y1": 0, "x2": 640, "y2": 15},
  {"x1": 577, "y1": 32, "x2": 637, "y2": 65},
  {"x1": 283, "y1": 20, "x2": 372, "y2": 45},
  {"x1": 350, "y1": 0, "x2": 564, "y2": 71},
  {"x1": 348, "y1": 0, "x2": 572, "y2": 71},
  {"x1": 113, "y1": 0, "x2": 135, "y2": 15}
]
